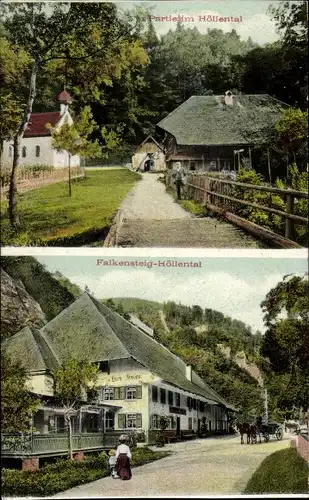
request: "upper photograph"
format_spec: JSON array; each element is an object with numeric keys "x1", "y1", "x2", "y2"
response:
[{"x1": 1, "y1": 0, "x2": 308, "y2": 248}]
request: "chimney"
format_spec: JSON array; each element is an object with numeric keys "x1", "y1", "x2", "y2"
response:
[
  {"x1": 224, "y1": 90, "x2": 234, "y2": 106},
  {"x1": 186, "y1": 365, "x2": 192, "y2": 381}
]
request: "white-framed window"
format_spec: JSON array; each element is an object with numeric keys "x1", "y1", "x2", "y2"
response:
[
  {"x1": 102, "y1": 387, "x2": 114, "y2": 400},
  {"x1": 151, "y1": 414, "x2": 160, "y2": 429},
  {"x1": 35, "y1": 145, "x2": 40, "y2": 157},
  {"x1": 126, "y1": 386, "x2": 137, "y2": 400},
  {"x1": 118, "y1": 413, "x2": 142, "y2": 429},
  {"x1": 127, "y1": 414, "x2": 137, "y2": 428},
  {"x1": 22, "y1": 146, "x2": 27, "y2": 158}
]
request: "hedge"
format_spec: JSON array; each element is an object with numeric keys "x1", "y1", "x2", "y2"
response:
[
  {"x1": 2, "y1": 447, "x2": 169, "y2": 497},
  {"x1": 244, "y1": 447, "x2": 308, "y2": 494}
]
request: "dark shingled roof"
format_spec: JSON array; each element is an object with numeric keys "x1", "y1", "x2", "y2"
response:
[
  {"x1": 3, "y1": 326, "x2": 59, "y2": 371},
  {"x1": 5, "y1": 293, "x2": 235, "y2": 409},
  {"x1": 157, "y1": 94, "x2": 290, "y2": 146},
  {"x1": 24, "y1": 112, "x2": 61, "y2": 137}
]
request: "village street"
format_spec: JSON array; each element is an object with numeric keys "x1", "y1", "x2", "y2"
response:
[
  {"x1": 115, "y1": 173, "x2": 262, "y2": 248},
  {"x1": 54, "y1": 435, "x2": 289, "y2": 497}
]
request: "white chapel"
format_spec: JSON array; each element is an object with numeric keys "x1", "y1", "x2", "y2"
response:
[{"x1": 3, "y1": 90, "x2": 80, "y2": 169}]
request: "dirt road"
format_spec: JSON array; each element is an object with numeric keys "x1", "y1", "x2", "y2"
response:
[
  {"x1": 54, "y1": 435, "x2": 289, "y2": 497},
  {"x1": 114, "y1": 174, "x2": 262, "y2": 248}
]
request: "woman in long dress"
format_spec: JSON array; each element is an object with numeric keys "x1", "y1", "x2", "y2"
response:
[{"x1": 115, "y1": 438, "x2": 132, "y2": 480}]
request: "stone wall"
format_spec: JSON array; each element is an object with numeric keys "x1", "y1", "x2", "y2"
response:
[{"x1": 291, "y1": 435, "x2": 309, "y2": 464}]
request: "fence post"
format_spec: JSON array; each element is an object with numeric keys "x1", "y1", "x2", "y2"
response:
[{"x1": 285, "y1": 193, "x2": 294, "y2": 240}]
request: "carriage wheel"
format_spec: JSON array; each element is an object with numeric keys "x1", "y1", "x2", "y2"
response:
[
  {"x1": 276, "y1": 428, "x2": 283, "y2": 441},
  {"x1": 263, "y1": 432, "x2": 270, "y2": 442}
]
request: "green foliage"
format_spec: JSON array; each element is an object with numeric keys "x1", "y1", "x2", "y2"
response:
[
  {"x1": 1, "y1": 170, "x2": 140, "y2": 245},
  {"x1": 111, "y1": 297, "x2": 264, "y2": 416},
  {"x1": 1, "y1": 351, "x2": 40, "y2": 432},
  {"x1": 275, "y1": 108, "x2": 308, "y2": 154},
  {"x1": 53, "y1": 358, "x2": 99, "y2": 408},
  {"x1": 1, "y1": 448, "x2": 168, "y2": 496},
  {"x1": 49, "y1": 107, "x2": 107, "y2": 160},
  {"x1": 229, "y1": 167, "x2": 308, "y2": 244},
  {"x1": 244, "y1": 448, "x2": 308, "y2": 494},
  {"x1": 179, "y1": 200, "x2": 206, "y2": 217},
  {"x1": 260, "y1": 274, "x2": 309, "y2": 411},
  {"x1": 53, "y1": 358, "x2": 99, "y2": 459},
  {"x1": 0, "y1": 36, "x2": 29, "y2": 145}
]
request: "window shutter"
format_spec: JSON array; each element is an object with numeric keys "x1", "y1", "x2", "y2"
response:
[
  {"x1": 136, "y1": 413, "x2": 142, "y2": 428},
  {"x1": 119, "y1": 386, "x2": 126, "y2": 399},
  {"x1": 118, "y1": 414, "x2": 126, "y2": 428},
  {"x1": 136, "y1": 386, "x2": 142, "y2": 399},
  {"x1": 114, "y1": 387, "x2": 120, "y2": 400}
]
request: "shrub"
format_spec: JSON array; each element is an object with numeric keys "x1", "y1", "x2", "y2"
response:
[
  {"x1": 1, "y1": 447, "x2": 168, "y2": 496},
  {"x1": 180, "y1": 199, "x2": 205, "y2": 216},
  {"x1": 244, "y1": 448, "x2": 308, "y2": 494}
]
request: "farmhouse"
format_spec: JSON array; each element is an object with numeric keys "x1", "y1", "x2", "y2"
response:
[
  {"x1": 2, "y1": 90, "x2": 80, "y2": 169},
  {"x1": 132, "y1": 135, "x2": 166, "y2": 172},
  {"x1": 156, "y1": 92, "x2": 289, "y2": 172},
  {"x1": 3, "y1": 293, "x2": 235, "y2": 464}
]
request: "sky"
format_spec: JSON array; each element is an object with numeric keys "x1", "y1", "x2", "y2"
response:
[
  {"x1": 37, "y1": 254, "x2": 307, "y2": 333},
  {"x1": 116, "y1": 0, "x2": 283, "y2": 45}
]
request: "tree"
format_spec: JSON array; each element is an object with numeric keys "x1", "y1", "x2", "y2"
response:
[
  {"x1": 260, "y1": 273, "x2": 309, "y2": 410},
  {"x1": 275, "y1": 108, "x2": 308, "y2": 161},
  {"x1": 49, "y1": 106, "x2": 115, "y2": 196},
  {"x1": 53, "y1": 358, "x2": 99, "y2": 459},
  {"x1": 0, "y1": 36, "x2": 29, "y2": 173},
  {"x1": 2, "y1": 2, "x2": 148, "y2": 225},
  {"x1": 1, "y1": 351, "x2": 40, "y2": 432}
]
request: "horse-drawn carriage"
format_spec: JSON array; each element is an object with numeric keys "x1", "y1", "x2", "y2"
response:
[{"x1": 260, "y1": 421, "x2": 284, "y2": 442}]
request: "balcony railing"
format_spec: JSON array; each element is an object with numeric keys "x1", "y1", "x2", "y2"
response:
[{"x1": 1, "y1": 431, "x2": 126, "y2": 458}]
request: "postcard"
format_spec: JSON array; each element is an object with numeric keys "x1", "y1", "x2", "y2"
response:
[
  {"x1": 0, "y1": 0, "x2": 308, "y2": 249},
  {"x1": 0, "y1": 0, "x2": 308, "y2": 498},
  {"x1": 1, "y1": 251, "x2": 308, "y2": 496}
]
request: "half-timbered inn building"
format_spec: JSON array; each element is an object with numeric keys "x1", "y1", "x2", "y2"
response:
[
  {"x1": 3, "y1": 293, "x2": 235, "y2": 463},
  {"x1": 156, "y1": 92, "x2": 289, "y2": 172}
]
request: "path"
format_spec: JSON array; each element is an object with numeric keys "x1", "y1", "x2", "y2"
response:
[
  {"x1": 54, "y1": 435, "x2": 289, "y2": 497},
  {"x1": 115, "y1": 174, "x2": 262, "y2": 248}
]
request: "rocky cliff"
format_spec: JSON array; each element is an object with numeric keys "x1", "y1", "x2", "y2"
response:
[{"x1": 1, "y1": 268, "x2": 47, "y2": 340}]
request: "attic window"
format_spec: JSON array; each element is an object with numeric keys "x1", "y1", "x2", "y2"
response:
[{"x1": 99, "y1": 361, "x2": 109, "y2": 373}]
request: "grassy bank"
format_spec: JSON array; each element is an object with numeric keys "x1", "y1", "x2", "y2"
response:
[
  {"x1": 1, "y1": 169, "x2": 140, "y2": 246},
  {"x1": 1, "y1": 447, "x2": 169, "y2": 497},
  {"x1": 244, "y1": 448, "x2": 308, "y2": 494}
]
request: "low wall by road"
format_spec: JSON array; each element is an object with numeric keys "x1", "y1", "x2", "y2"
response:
[{"x1": 291, "y1": 434, "x2": 309, "y2": 464}]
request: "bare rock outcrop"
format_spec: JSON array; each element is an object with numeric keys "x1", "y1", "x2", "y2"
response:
[{"x1": 1, "y1": 268, "x2": 47, "y2": 340}]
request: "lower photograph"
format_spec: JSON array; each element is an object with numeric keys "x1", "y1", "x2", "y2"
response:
[{"x1": 1, "y1": 252, "x2": 308, "y2": 497}]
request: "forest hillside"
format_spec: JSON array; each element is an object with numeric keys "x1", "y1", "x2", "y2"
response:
[{"x1": 1, "y1": 257, "x2": 264, "y2": 416}]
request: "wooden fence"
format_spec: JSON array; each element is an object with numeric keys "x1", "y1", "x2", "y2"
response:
[
  {"x1": 184, "y1": 173, "x2": 308, "y2": 246},
  {"x1": 1, "y1": 166, "x2": 85, "y2": 186},
  {"x1": 1, "y1": 430, "x2": 128, "y2": 458}
]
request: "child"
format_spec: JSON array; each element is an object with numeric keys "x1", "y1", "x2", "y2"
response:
[{"x1": 108, "y1": 449, "x2": 118, "y2": 478}]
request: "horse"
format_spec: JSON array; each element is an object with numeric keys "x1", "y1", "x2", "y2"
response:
[{"x1": 236, "y1": 422, "x2": 252, "y2": 444}]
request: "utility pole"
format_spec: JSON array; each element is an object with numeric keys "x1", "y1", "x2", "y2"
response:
[{"x1": 264, "y1": 389, "x2": 268, "y2": 424}]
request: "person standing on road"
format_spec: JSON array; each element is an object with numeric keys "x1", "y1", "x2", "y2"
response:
[
  {"x1": 115, "y1": 437, "x2": 132, "y2": 480},
  {"x1": 173, "y1": 162, "x2": 186, "y2": 199}
]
